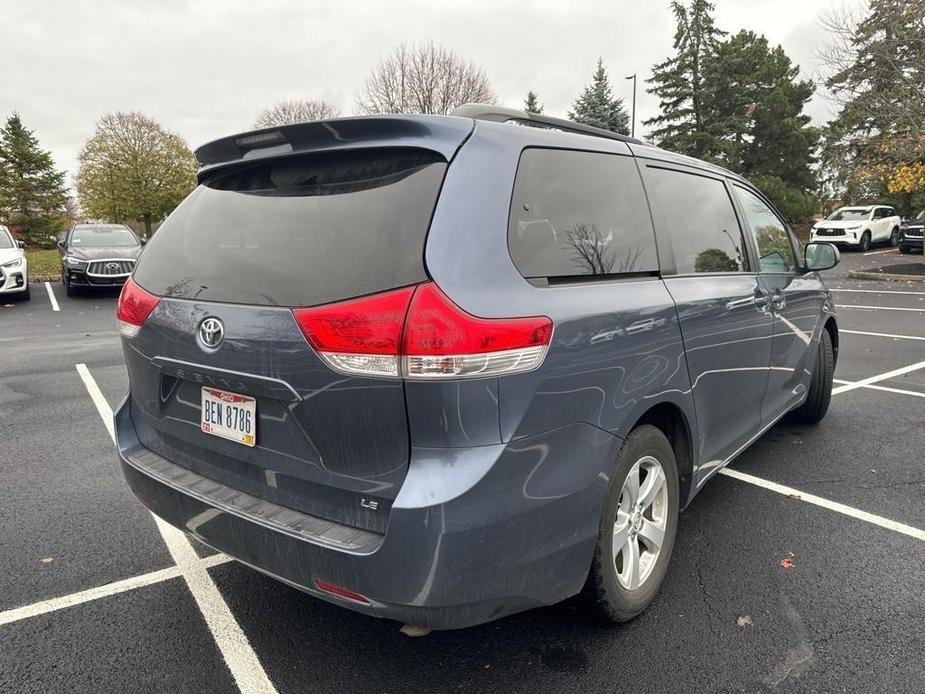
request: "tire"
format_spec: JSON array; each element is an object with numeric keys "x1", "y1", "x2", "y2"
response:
[
  {"x1": 890, "y1": 227, "x2": 900, "y2": 247},
  {"x1": 899, "y1": 245, "x2": 910, "y2": 254},
  {"x1": 584, "y1": 425, "x2": 679, "y2": 622},
  {"x1": 789, "y1": 328, "x2": 834, "y2": 424},
  {"x1": 859, "y1": 231, "x2": 871, "y2": 252}
]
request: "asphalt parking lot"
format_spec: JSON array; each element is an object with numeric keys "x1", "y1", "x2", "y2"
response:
[{"x1": 1, "y1": 246, "x2": 923, "y2": 693}]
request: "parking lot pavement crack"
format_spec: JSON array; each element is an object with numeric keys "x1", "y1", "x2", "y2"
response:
[{"x1": 692, "y1": 526, "x2": 728, "y2": 641}]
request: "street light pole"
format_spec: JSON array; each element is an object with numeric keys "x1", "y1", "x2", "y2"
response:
[{"x1": 625, "y1": 73, "x2": 637, "y2": 138}]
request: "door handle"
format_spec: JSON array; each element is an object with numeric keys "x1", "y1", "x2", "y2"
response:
[{"x1": 754, "y1": 289, "x2": 770, "y2": 311}]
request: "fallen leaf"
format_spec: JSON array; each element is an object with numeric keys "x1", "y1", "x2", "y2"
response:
[
  {"x1": 780, "y1": 552, "x2": 795, "y2": 569},
  {"x1": 736, "y1": 615, "x2": 753, "y2": 627},
  {"x1": 40, "y1": 557, "x2": 54, "y2": 564},
  {"x1": 788, "y1": 493, "x2": 801, "y2": 500},
  {"x1": 399, "y1": 624, "x2": 431, "y2": 637}
]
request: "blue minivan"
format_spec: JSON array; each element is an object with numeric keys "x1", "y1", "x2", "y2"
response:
[{"x1": 114, "y1": 105, "x2": 840, "y2": 629}]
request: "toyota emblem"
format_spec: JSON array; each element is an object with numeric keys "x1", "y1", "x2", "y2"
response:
[{"x1": 198, "y1": 317, "x2": 224, "y2": 350}]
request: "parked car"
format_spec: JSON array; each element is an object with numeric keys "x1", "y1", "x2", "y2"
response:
[
  {"x1": 898, "y1": 210, "x2": 924, "y2": 254},
  {"x1": 810, "y1": 205, "x2": 902, "y2": 251},
  {"x1": 0, "y1": 225, "x2": 29, "y2": 300},
  {"x1": 114, "y1": 106, "x2": 840, "y2": 630},
  {"x1": 58, "y1": 223, "x2": 143, "y2": 297}
]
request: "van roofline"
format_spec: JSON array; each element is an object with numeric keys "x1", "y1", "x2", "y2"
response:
[
  {"x1": 451, "y1": 103, "x2": 644, "y2": 145},
  {"x1": 194, "y1": 111, "x2": 746, "y2": 188}
]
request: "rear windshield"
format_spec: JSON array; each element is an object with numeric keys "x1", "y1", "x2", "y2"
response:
[{"x1": 133, "y1": 148, "x2": 447, "y2": 306}]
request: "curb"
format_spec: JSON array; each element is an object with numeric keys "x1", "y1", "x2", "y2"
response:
[{"x1": 847, "y1": 270, "x2": 925, "y2": 283}]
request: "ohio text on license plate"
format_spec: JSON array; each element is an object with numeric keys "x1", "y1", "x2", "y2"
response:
[{"x1": 200, "y1": 387, "x2": 256, "y2": 447}]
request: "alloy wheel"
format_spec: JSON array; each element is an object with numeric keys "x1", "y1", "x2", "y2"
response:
[{"x1": 612, "y1": 455, "x2": 669, "y2": 590}]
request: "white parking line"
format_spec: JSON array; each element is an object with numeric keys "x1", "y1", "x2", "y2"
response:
[
  {"x1": 832, "y1": 288, "x2": 925, "y2": 296},
  {"x1": 841, "y1": 329, "x2": 925, "y2": 342},
  {"x1": 719, "y1": 469, "x2": 925, "y2": 542},
  {"x1": 74, "y1": 363, "x2": 277, "y2": 694},
  {"x1": 0, "y1": 554, "x2": 230, "y2": 627},
  {"x1": 833, "y1": 379, "x2": 925, "y2": 399},
  {"x1": 44, "y1": 282, "x2": 59, "y2": 311},
  {"x1": 832, "y1": 360, "x2": 925, "y2": 395},
  {"x1": 862, "y1": 248, "x2": 897, "y2": 256},
  {"x1": 835, "y1": 304, "x2": 925, "y2": 312}
]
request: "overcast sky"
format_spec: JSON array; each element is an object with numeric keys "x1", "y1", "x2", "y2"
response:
[{"x1": 2, "y1": 0, "x2": 841, "y2": 190}]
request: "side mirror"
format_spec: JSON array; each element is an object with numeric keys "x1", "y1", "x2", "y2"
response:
[
  {"x1": 17, "y1": 240, "x2": 26, "y2": 249},
  {"x1": 805, "y1": 242, "x2": 839, "y2": 271},
  {"x1": 57, "y1": 240, "x2": 66, "y2": 249}
]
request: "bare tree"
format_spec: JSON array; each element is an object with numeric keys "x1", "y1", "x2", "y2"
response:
[
  {"x1": 356, "y1": 42, "x2": 495, "y2": 115},
  {"x1": 253, "y1": 100, "x2": 340, "y2": 128}
]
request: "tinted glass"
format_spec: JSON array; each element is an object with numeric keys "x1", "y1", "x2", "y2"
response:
[
  {"x1": 133, "y1": 148, "x2": 447, "y2": 307},
  {"x1": 508, "y1": 148, "x2": 658, "y2": 278},
  {"x1": 828, "y1": 208, "x2": 869, "y2": 221},
  {"x1": 71, "y1": 226, "x2": 139, "y2": 248},
  {"x1": 0, "y1": 231, "x2": 12, "y2": 249},
  {"x1": 646, "y1": 168, "x2": 748, "y2": 274},
  {"x1": 735, "y1": 186, "x2": 797, "y2": 273}
]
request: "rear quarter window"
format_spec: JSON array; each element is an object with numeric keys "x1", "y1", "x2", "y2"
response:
[
  {"x1": 507, "y1": 148, "x2": 658, "y2": 280},
  {"x1": 133, "y1": 148, "x2": 447, "y2": 307}
]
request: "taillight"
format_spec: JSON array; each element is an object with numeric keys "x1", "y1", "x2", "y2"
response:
[
  {"x1": 402, "y1": 283, "x2": 552, "y2": 379},
  {"x1": 293, "y1": 282, "x2": 553, "y2": 380},
  {"x1": 116, "y1": 277, "x2": 160, "y2": 338},
  {"x1": 293, "y1": 286, "x2": 415, "y2": 378}
]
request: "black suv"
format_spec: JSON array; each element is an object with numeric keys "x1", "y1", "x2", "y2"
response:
[
  {"x1": 58, "y1": 223, "x2": 143, "y2": 296},
  {"x1": 899, "y1": 210, "x2": 924, "y2": 254}
]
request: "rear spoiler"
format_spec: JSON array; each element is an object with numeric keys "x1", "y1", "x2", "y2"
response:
[{"x1": 194, "y1": 115, "x2": 474, "y2": 181}]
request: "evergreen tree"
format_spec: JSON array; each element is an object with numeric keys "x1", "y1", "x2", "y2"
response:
[
  {"x1": 821, "y1": 0, "x2": 925, "y2": 203},
  {"x1": 569, "y1": 59, "x2": 630, "y2": 134},
  {"x1": 702, "y1": 30, "x2": 819, "y2": 220},
  {"x1": 524, "y1": 91, "x2": 544, "y2": 115},
  {"x1": 0, "y1": 113, "x2": 68, "y2": 246},
  {"x1": 644, "y1": 0, "x2": 725, "y2": 157}
]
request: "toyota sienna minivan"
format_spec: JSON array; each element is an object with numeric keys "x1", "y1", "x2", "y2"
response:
[{"x1": 114, "y1": 105, "x2": 840, "y2": 629}]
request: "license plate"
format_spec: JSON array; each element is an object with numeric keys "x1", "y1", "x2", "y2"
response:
[{"x1": 200, "y1": 387, "x2": 256, "y2": 447}]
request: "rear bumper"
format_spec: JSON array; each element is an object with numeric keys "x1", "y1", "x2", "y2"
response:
[{"x1": 115, "y1": 396, "x2": 620, "y2": 629}]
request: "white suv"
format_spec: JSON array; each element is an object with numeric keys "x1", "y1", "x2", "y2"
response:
[
  {"x1": 0, "y1": 225, "x2": 30, "y2": 300},
  {"x1": 810, "y1": 205, "x2": 902, "y2": 251}
]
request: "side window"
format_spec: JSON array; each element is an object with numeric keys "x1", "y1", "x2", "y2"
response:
[
  {"x1": 873, "y1": 208, "x2": 883, "y2": 219},
  {"x1": 508, "y1": 149, "x2": 659, "y2": 279},
  {"x1": 645, "y1": 167, "x2": 748, "y2": 274},
  {"x1": 735, "y1": 186, "x2": 798, "y2": 274}
]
